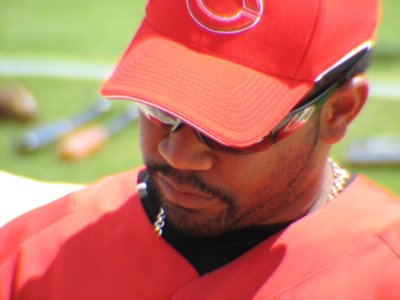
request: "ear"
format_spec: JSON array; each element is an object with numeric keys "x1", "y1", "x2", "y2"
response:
[{"x1": 319, "y1": 75, "x2": 368, "y2": 144}]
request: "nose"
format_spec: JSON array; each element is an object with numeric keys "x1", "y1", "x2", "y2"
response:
[{"x1": 158, "y1": 125, "x2": 214, "y2": 171}]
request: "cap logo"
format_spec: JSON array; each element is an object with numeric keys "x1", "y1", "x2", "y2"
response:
[{"x1": 187, "y1": 0, "x2": 263, "y2": 34}]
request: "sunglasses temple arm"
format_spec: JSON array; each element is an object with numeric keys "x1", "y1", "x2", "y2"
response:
[{"x1": 269, "y1": 131, "x2": 277, "y2": 144}]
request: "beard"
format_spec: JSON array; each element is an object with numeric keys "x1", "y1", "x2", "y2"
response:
[
  {"x1": 145, "y1": 123, "x2": 321, "y2": 238},
  {"x1": 146, "y1": 164, "x2": 238, "y2": 237}
]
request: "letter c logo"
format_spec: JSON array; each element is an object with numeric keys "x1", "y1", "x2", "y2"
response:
[{"x1": 187, "y1": 0, "x2": 264, "y2": 34}]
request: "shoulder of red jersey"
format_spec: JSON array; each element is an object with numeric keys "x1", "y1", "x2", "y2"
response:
[{"x1": 0, "y1": 167, "x2": 145, "y2": 265}]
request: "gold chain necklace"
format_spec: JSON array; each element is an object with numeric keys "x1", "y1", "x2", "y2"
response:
[
  {"x1": 153, "y1": 159, "x2": 350, "y2": 236},
  {"x1": 327, "y1": 158, "x2": 351, "y2": 201}
]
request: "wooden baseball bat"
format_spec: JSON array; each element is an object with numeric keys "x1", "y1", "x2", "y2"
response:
[
  {"x1": 59, "y1": 106, "x2": 139, "y2": 160},
  {"x1": 17, "y1": 98, "x2": 111, "y2": 152}
]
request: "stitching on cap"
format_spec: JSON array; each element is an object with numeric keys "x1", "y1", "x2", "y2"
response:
[{"x1": 145, "y1": 12, "x2": 312, "y2": 82}]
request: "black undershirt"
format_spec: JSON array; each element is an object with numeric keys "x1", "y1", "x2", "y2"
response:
[{"x1": 137, "y1": 171, "x2": 292, "y2": 275}]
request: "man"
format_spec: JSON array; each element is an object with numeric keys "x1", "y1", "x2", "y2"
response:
[{"x1": 1, "y1": 0, "x2": 400, "y2": 299}]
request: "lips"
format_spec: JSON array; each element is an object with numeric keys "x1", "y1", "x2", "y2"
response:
[{"x1": 157, "y1": 175, "x2": 219, "y2": 210}]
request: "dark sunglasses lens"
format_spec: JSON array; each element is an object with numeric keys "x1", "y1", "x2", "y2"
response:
[
  {"x1": 147, "y1": 115, "x2": 171, "y2": 130},
  {"x1": 271, "y1": 106, "x2": 316, "y2": 144},
  {"x1": 139, "y1": 102, "x2": 318, "y2": 154},
  {"x1": 201, "y1": 105, "x2": 316, "y2": 153},
  {"x1": 138, "y1": 103, "x2": 181, "y2": 131},
  {"x1": 197, "y1": 132, "x2": 272, "y2": 154}
]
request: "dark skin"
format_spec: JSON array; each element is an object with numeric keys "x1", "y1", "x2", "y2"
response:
[{"x1": 140, "y1": 76, "x2": 368, "y2": 237}]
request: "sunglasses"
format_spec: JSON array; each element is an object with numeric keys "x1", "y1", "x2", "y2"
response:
[
  {"x1": 138, "y1": 46, "x2": 370, "y2": 154},
  {"x1": 138, "y1": 82, "x2": 336, "y2": 154}
]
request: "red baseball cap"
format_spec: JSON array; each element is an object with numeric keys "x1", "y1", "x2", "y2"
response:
[{"x1": 101, "y1": 0, "x2": 379, "y2": 147}]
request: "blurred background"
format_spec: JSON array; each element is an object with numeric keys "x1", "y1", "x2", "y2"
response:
[{"x1": 0, "y1": 0, "x2": 399, "y2": 194}]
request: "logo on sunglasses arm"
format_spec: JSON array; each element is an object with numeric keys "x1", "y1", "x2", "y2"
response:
[{"x1": 187, "y1": 0, "x2": 264, "y2": 34}]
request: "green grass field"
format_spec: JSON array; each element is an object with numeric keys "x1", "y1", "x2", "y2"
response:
[{"x1": 1, "y1": 0, "x2": 399, "y2": 195}]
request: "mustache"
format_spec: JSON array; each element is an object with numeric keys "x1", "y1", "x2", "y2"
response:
[{"x1": 146, "y1": 162, "x2": 235, "y2": 206}]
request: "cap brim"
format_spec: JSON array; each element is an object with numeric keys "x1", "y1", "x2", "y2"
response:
[{"x1": 101, "y1": 22, "x2": 312, "y2": 147}]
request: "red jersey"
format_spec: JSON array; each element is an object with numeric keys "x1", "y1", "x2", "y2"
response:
[{"x1": 1, "y1": 168, "x2": 400, "y2": 299}]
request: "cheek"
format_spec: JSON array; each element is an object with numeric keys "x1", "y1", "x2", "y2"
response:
[{"x1": 212, "y1": 151, "x2": 282, "y2": 197}]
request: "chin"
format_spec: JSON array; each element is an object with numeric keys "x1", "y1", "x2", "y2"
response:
[{"x1": 163, "y1": 202, "x2": 237, "y2": 238}]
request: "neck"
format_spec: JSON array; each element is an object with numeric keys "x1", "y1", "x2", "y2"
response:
[
  {"x1": 307, "y1": 158, "x2": 336, "y2": 213},
  {"x1": 306, "y1": 158, "x2": 352, "y2": 215}
]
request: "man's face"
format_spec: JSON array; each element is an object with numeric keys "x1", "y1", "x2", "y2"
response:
[{"x1": 140, "y1": 112, "x2": 325, "y2": 237}]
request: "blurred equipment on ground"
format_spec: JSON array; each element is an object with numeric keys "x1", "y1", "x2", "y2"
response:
[
  {"x1": 345, "y1": 136, "x2": 400, "y2": 165},
  {"x1": 17, "y1": 98, "x2": 111, "y2": 152},
  {"x1": 0, "y1": 85, "x2": 38, "y2": 121},
  {"x1": 60, "y1": 106, "x2": 138, "y2": 160}
]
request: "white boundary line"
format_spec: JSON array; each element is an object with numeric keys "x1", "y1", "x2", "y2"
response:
[
  {"x1": 0, "y1": 58, "x2": 112, "y2": 80},
  {"x1": 0, "y1": 58, "x2": 399, "y2": 100}
]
